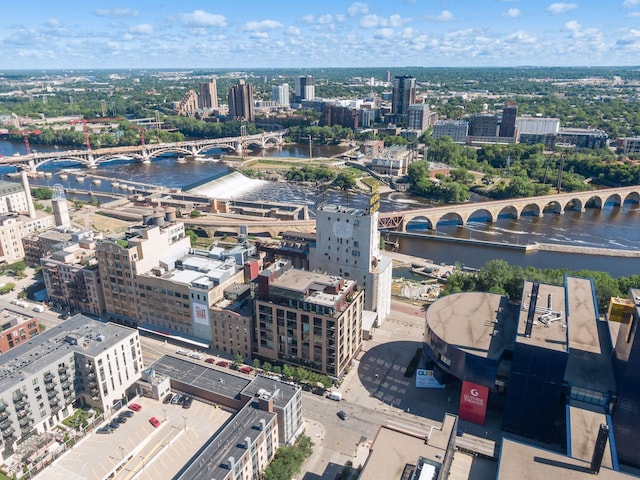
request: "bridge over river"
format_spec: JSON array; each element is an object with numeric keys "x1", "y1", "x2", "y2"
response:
[
  {"x1": 377, "y1": 186, "x2": 640, "y2": 232},
  {"x1": 0, "y1": 131, "x2": 286, "y2": 170}
]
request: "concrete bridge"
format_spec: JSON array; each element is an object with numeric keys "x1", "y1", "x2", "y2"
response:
[
  {"x1": 0, "y1": 131, "x2": 286, "y2": 170},
  {"x1": 378, "y1": 186, "x2": 640, "y2": 231}
]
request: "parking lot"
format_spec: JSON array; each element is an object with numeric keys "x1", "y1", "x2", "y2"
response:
[{"x1": 41, "y1": 395, "x2": 233, "y2": 480}]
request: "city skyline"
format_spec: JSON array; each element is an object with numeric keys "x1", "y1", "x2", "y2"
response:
[{"x1": 1, "y1": 1, "x2": 640, "y2": 70}]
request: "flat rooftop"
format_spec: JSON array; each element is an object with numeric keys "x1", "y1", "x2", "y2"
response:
[
  {"x1": 498, "y1": 438, "x2": 632, "y2": 480},
  {"x1": 564, "y1": 277, "x2": 616, "y2": 393},
  {"x1": 360, "y1": 414, "x2": 457, "y2": 480},
  {"x1": 150, "y1": 355, "x2": 250, "y2": 401},
  {"x1": 0, "y1": 315, "x2": 136, "y2": 392},
  {"x1": 568, "y1": 406, "x2": 614, "y2": 470},
  {"x1": 426, "y1": 292, "x2": 515, "y2": 360},
  {"x1": 517, "y1": 281, "x2": 568, "y2": 353}
]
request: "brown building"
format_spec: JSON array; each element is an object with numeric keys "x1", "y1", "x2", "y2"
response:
[
  {"x1": 255, "y1": 261, "x2": 363, "y2": 378},
  {"x1": 319, "y1": 104, "x2": 358, "y2": 129},
  {"x1": 198, "y1": 78, "x2": 218, "y2": 110},
  {"x1": 228, "y1": 80, "x2": 254, "y2": 122},
  {"x1": 0, "y1": 308, "x2": 39, "y2": 352}
]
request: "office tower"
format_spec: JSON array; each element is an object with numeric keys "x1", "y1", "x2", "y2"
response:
[
  {"x1": 391, "y1": 75, "x2": 416, "y2": 118},
  {"x1": 228, "y1": 79, "x2": 255, "y2": 122},
  {"x1": 309, "y1": 199, "x2": 392, "y2": 324},
  {"x1": 432, "y1": 120, "x2": 469, "y2": 144},
  {"x1": 499, "y1": 103, "x2": 518, "y2": 138},
  {"x1": 51, "y1": 184, "x2": 70, "y2": 229},
  {"x1": 175, "y1": 90, "x2": 198, "y2": 116},
  {"x1": 469, "y1": 114, "x2": 499, "y2": 137},
  {"x1": 271, "y1": 84, "x2": 290, "y2": 107},
  {"x1": 198, "y1": 78, "x2": 218, "y2": 110},
  {"x1": 386, "y1": 70, "x2": 391, "y2": 83},
  {"x1": 295, "y1": 75, "x2": 315, "y2": 102}
]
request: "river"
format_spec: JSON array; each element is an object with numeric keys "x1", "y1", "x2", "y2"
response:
[{"x1": 1, "y1": 139, "x2": 639, "y2": 276}]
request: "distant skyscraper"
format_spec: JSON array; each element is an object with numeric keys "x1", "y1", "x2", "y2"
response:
[
  {"x1": 295, "y1": 75, "x2": 315, "y2": 102},
  {"x1": 386, "y1": 70, "x2": 391, "y2": 82},
  {"x1": 272, "y1": 84, "x2": 290, "y2": 107},
  {"x1": 391, "y1": 75, "x2": 416, "y2": 121},
  {"x1": 407, "y1": 104, "x2": 431, "y2": 132},
  {"x1": 198, "y1": 78, "x2": 218, "y2": 110},
  {"x1": 499, "y1": 103, "x2": 518, "y2": 138},
  {"x1": 228, "y1": 79, "x2": 255, "y2": 122}
]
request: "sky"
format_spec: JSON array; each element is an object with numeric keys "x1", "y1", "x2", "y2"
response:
[{"x1": 1, "y1": 0, "x2": 640, "y2": 70}]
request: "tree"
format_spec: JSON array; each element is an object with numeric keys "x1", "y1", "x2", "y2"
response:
[
  {"x1": 252, "y1": 358, "x2": 262, "y2": 370},
  {"x1": 190, "y1": 210, "x2": 201, "y2": 218},
  {"x1": 185, "y1": 229, "x2": 198, "y2": 246},
  {"x1": 333, "y1": 172, "x2": 356, "y2": 190},
  {"x1": 0, "y1": 283, "x2": 15, "y2": 294},
  {"x1": 233, "y1": 353, "x2": 244, "y2": 367}
]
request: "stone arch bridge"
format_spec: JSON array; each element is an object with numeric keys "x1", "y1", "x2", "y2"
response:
[
  {"x1": 378, "y1": 186, "x2": 640, "y2": 231},
  {"x1": 0, "y1": 131, "x2": 286, "y2": 170}
]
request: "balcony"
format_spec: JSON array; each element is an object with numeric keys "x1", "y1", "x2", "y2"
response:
[
  {"x1": 0, "y1": 412, "x2": 8, "y2": 422},
  {"x1": 61, "y1": 380, "x2": 72, "y2": 390},
  {"x1": 90, "y1": 388, "x2": 99, "y2": 396},
  {"x1": 16, "y1": 410, "x2": 28, "y2": 420},
  {"x1": 0, "y1": 421, "x2": 12, "y2": 431},
  {"x1": 2, "y1": 427, "x2": 15, "y2": 438},
  {"x1": 47, "y1": 390, "x2": 58, "y2": 400},
  {"x1": 0, "y1": 403, "x2": 6, "y2": 413},
  {"x1": 18, "y1": 418, "x2": 31, "y2": 429},
  {"x1": 14, "y1": 400, "x2": 26, "y2": 410},
  {"x1": 88, "y1": 381, "x2": 97, "y2": 388},
  {"x1": 59, "y1": 374, "x2": 68, "y2": 382},
  {"x1": 49, "y1": 399, "x2": 60, "y2": 408},
  {"x1": 45, "y1": 383, "x2": 57, "y2": 392},
  {"x1": 12, "y1": 393, "x2": 25, "y2": 403},
  {"x1": 58, "y1": 365, "x2": 67, "y2": 374}
]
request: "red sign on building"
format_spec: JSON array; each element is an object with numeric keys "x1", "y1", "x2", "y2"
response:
[{"x1": 459, "y1": 381, "x2": 489, "y2": 425}]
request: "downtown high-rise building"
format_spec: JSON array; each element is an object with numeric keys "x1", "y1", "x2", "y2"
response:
[
  {"x1": 198, "y1": 78, "x2": 219, "y2": 110},
  {"x1": 228, "y1": 79, "x2": 255, "y2": 122},
  {"x1": 499, "y1": 102, "x2": 518, "y2": 138},
  {"x1": 391, "y1": 75, "x2": 416, "y2": 119},
  {"x1": 271, "y1": 84, "x2": 290, "y2": 107},
  {"x1": 295, "y1": 75, "x2": 315, "y2": 102}
]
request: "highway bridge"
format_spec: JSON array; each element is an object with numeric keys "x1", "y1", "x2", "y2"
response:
[{"x1": 0, "y1": 131, "x2": 286, "y2": 170}]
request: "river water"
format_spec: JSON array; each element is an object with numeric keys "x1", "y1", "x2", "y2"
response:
[{"x1": 1, "y1": 140, "x2": 639, "y2": 276}]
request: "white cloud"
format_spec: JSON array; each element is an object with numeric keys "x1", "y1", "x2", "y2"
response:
[
  {"x1": 505, "y1": 30, "x2": 537, "y2": 43},
  {"x1": 547, "y1": 3, "x2": 578, "y2": 15},
  {"x1": 179, "y1": 10, "x2": 227, "y2": 27},
  {"x1": 242, "y1": 20, "x2": 283, "y2": 31},
  {"x1": 287, "y1": 26, "x2": 301, "y2": 36},
  {"x1": 348, "y1": 2, "x2": 369, "y2": 16},
  {"x1": 250, "y1": 32, "x2": 269, "y2": 39},
  {"x1": 623, "y1": 0, "x2": 640, "y2": 7},
  {"x1": 302, "y1": 14, "x2": 315, "y2": 23},
  {"x1": 45, "y1": 18, "x2": 62, "y2": 28},
  {"x1": 426, "y1": 10, "x2": 455, "y2": 22},
  {"x1": 95, "y1": 7, "x2": 139, "y2": 18},
  {"x1": 628, "y1": 11, "x2": 640, "y2": 17},
  {"x1": 318, "y1": 14, "x2": 334, "y2": 24},
  {"x1": 374, "y1": 28, "x2": 395, "y2": 39},
  {"x1": 130, "y1": 24, "x2": 154, "y2": 35},
  {"x1": 502, "y1": 8, "x2": 522, "y2": 18},
  {"x1": 360, "y1": 14, "x2": 409, "y2": 28}
]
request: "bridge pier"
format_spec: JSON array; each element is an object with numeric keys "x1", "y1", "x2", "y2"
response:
[
  {"x1": 86, "y1": 154, "x2": 98, "y2": 169},
  {"x1": 141, "y1": 150, "x2": 150, "y2": 164},
  {"x1": 235, "y1": 140, "x2": 244, "y2": 157}
]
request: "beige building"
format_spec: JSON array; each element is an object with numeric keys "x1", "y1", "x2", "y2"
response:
[
  {"x1": 96, "y1": 221, "x2": 191, "y2": 326},
  {"x1": 255, "y1": 261, "x2": 364, "y2": 378},
  {"x1": 175, "y1": 89, "x2": 199, "y2": 116},
  {"x1": 210, "y1": 284, "x2": 253, "y2": 359},
  {"x1": 0, "y1": 212, "x2": 54, "y2": 264}
]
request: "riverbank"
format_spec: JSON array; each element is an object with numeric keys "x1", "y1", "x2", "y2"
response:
[{"x1": 392, "y1": 231, "x2": 640, "y2": 258}]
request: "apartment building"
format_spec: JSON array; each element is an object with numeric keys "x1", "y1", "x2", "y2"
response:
[
  {"x1": 255, "y1": 261, "x2": 364, "y2": 378},
  {"x1": 95, "y1": 221, "x2": 190, "y2": 326},
  {"x1": 0, "y1": 315, "x2": 142, "y2": 460},
  {"x1": 41, "y1": 232, "x2": 105, "y2": 317},
  {"x1": 0, "y1": 308, "x2": 39, "y2": 352}
]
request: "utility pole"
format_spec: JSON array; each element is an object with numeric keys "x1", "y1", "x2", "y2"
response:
[
  {"x1": 556, "y1": 155, "x2": 565, "y2": 193},
  {"x1": 308, "y1": 134, "x2": 312, "y2": 160}
]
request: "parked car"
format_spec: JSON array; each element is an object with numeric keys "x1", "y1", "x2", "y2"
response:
[
  {"x1": 189, "y1": 351, "x2": 203, "y2": 360},
  {"x1": 216, "y1": 361, "x2": 229, "y2": 367},
  {"x1": 149, "y1": 417, "x2": 161, "y2": 428},
  {"x1": 128, "y1": 403, "x2": 142, "y2": 412},
  {"x1": 119, "y1": 410, "x2": 134, "y2": 418},
  {"x1": 96, "y1": 426, "x2": 112, "y2": 434},
  {"x1": 204, "y1": 358, "x2": 216, "y2": 364},
  {"x1": 109, "y1": 420, "x2": 121, "y2": 429},
  {"x1": 238, "y1": 366, "x2": 252, "y2": 374},
  {"x1": 337, "y1": 410, "x2": 349, "y2": 421},
  {"x1": 116, "y1": 416, "x2": 127, "y2": 424},
  {"x1": 182, "y1": 396, "x2": 193, "y2": 409},
  {"x1": 171, "y1": 394, "x2": 182, "y2": 405},
  {"x1": 162, "y1": 393, "x2": 173, "y2": 404}
]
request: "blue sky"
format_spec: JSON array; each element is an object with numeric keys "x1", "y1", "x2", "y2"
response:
[{"x1": 1, "y1": 1, "x2": 639, "y2": 69}]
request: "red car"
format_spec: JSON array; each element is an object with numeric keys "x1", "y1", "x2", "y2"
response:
[
  {"x1": 204, "y1": 358, "x2": 216, "y2": 364},
  {"x1": 128, "y1": 403, "x2": 142, "y2": 412},
  {"x1": 149, "y1": 417, "x2": 161, "y2": 428},
  {"x1": 239, "y1": 366, "x2": 252, "y2": 374},
  {"x1": 216, "y1": 361, "x2": 229, "y2": 367}
]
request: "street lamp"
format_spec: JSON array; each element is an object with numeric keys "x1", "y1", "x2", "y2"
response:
[
  {"x1": 182, "y1": 415, "x2": 187, "y2": 430},
  {"x1": 119, "y1": 446, "x2": 125, "y2": 460},
  {"x1": 162, "y1": 409, "x2": 167, "y2": 422}
]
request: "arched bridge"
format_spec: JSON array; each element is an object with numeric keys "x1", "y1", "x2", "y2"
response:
[
  {"x1": 0, "y1": 131, "x2": 286, "y2": 170},
  {"x1": 378, "y1": 186, "x2": 640, "y2": 231}
]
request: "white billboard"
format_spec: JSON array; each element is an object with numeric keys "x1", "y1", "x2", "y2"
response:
[
  {"x1": 192, "y1": 302, "x2": 210, "y2": 326},
  {"x1": 416, "y1": 369, "x2": 445, "y2": 389}
]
